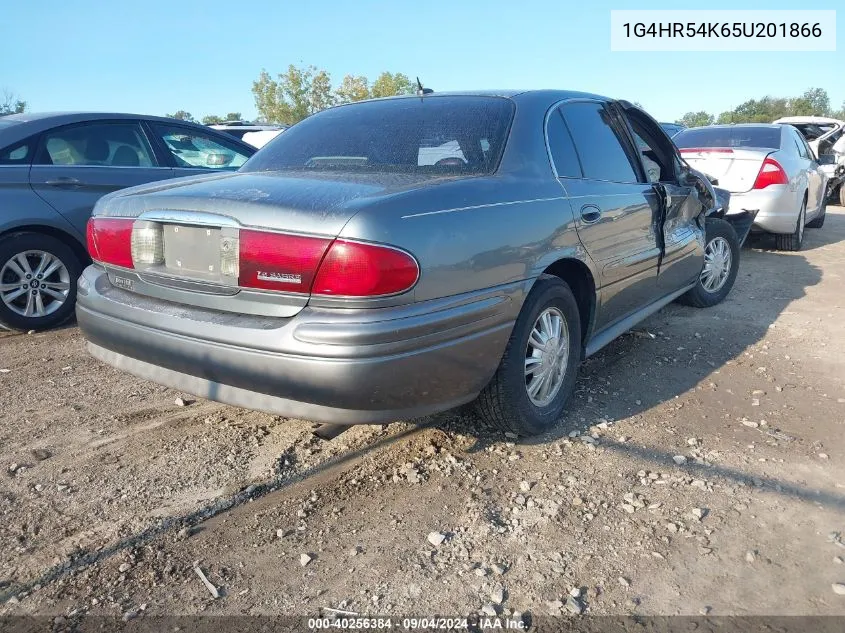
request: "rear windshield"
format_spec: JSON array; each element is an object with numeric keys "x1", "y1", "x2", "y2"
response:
[
  {"x1": 242, "y1": 96, "x2": 514, "y2": 175},
  {"x1": 674, "y1": 126, "x2": 781, "y2": 150}
]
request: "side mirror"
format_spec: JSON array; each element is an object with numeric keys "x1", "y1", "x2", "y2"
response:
[{"x1": 818, "y1": 153, "x2": 836, "y2": 166}]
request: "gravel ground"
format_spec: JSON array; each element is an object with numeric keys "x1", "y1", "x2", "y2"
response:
[{"x1": 1, "y1": 208, "x2": 844, "y2": 624}]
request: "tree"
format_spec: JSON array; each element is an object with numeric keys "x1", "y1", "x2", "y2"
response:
[
  {"x1": 1, "y1": 89, "x2": 26, "y2": 116},
  {"x1": 253, "y1": 66, "x2": 418, "y2": 124},
  {"x1": 370, "y1": 72, "x2": 414, "y2": 99},
  {"x1": 201, "y1": 112, "x2": 243, "y2": 125},
  {"x1": 166, "y1": 110, "x2": 196, "y2": 122},
  {"x1": 676, "y1": 111, "x2": 715, "y2": 128},
  {"x1": 800, "y1": 88, "x2": 830, "y2": 116},
  {"x1": 335, "y1": 75, "x2": 370, "y2": 104}
]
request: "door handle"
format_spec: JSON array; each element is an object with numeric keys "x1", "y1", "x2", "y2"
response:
[
  {"x1": 580, "y1": 205, "x2": 603, "y2": 224},
  {"x1": 45, "y1": 177, "x2": 82, "y2": 188}
]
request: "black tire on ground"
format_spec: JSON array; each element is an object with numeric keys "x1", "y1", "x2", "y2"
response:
[
  {"x1": 807, "y1": 198, "x2": 826, "y2": 228},
  {"x1": 677, "y1": 217, "x2": 740, "y2": 308},
  {"x1": 0, "y1": 232, "x2": 82, "y2": 331},
  {"x1": 474, "y1": 276, "x2": 582, "y2": 437},
  {"x1": 774, "y1": 196, "x2": 807, "y2": 252}
]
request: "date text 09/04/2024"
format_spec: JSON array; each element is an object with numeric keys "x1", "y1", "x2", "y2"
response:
[{"x1": 307, "y1": 617, "x2": 527, "y2": 630}]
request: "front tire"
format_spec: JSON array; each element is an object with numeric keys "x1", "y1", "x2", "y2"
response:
[
  {"x1": 475, "y1": 277, "x2": 582, "y2": 437},
  {"x1": 677, "y1": 218, "x2": 740, "y2": 308},
  {"x1": 774, "y1": 196, "x2": 806, "y2": 251},
  {"x1": 0, "y1": 233, "x2": 82, "y2": 332}
]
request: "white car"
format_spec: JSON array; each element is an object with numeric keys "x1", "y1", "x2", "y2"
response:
[
  {"x1": 241, "y1": 129, "x2": 284, "y2": 148},
  {"x1": 209, "y1": 121, "x2": 286, "y2": 147},
  {"x1": 674, "y1": 124, "x2": 828, "y2": 251},
  {"x1": 774, "y1": 116, "x2": 845, "y2": 207}
]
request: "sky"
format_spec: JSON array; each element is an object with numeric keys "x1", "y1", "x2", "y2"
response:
[{"x1": 2, "y1": 0, "x2": 842, "y2": 123}]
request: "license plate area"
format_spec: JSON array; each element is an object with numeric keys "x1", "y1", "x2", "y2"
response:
[{"x1": 163, "y1": 225, "x2": 221, "y2": 275}]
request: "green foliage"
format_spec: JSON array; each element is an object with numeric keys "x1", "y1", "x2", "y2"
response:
[
  {"x1": 706, "y1": 88, "x2": 835, "y2": 125},
  {"x1": 675, "y1": 111, "x2": 715, "y2": 128},
  {"x1": 370, "y1": 72, "x2": 415, "y2": 99},
  {"x1": 252, "y1": 66, "x2": 415, "y2": 124},
  {"x1": 165, "y1": 110, "x2": 196, "y2": 122},
  {"x1": 201, "y1": 112, "x2": 243, "y2": 125},
  {"x1": 0, "y1": 89, "x2": 26, "y2": 116}
]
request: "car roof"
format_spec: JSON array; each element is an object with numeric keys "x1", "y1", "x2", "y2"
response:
[
  {"x1": 0, "y1": 111, "x2": 252, "y2": 149},
  {"x1": 680, "y1": 124, "x2": 783, "y2": 130},
  {"x1": 774, "y1": 116, "x2": 844, "y2": 125},
  {"x1": 372, "y1": 89, "x2": 611, "y2": 102}
]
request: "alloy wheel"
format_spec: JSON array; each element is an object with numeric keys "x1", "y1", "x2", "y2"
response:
[
  {"x1": 524, "y1": 307, "x2": 570, "y2": 407},
  {"x1": 700, "y1": 236, "x2": 732, "y2": 293},
  {"x1": 0, "y1": 250, "x2": 71, "y2": 318}
]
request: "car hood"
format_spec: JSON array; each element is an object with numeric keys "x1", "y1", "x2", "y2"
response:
[{"x1": 93, "y1": 170, "x2": 462, "y2": 236}]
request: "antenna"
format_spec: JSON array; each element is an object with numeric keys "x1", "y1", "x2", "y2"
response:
[{"x1": 416, "y1": 77, "x2": 433, "y2": 96}]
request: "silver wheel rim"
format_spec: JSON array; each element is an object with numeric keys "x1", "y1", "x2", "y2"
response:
[
  {"x1": 798, "y1": 203, "x2": 806, "y2": 242},
  {"x1": 524, "y1": 307, "x2": 570, "y2": 407},
  {"x1": 0, "y1": 250, "x2": 70, "y2": 318},
  {"x1": 700, "y1": 236, "x2": 732, "y2": 294}
]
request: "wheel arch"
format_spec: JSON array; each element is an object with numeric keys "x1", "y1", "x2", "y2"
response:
[
  {"x1": 0, "y1": 224, "x2": 90, "y2": 268},
  {"x1": 536, "y1": 257, "x2": 597, "y2": 348}
]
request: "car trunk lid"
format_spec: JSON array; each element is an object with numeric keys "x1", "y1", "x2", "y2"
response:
[
  {"x1": 679, "y1": 147, "x2": 773, "y2": 193},
  {"x1": 89, "y1": 170, "x2": 435, "y2": 316}
]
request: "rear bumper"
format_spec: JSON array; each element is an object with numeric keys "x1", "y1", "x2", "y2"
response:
[
  {"x1": 76, "y1": 266, "x2": 517, "y2": 424},
  {"x1": 727, "y1": 186, "x2": 799, "y2": 235}
]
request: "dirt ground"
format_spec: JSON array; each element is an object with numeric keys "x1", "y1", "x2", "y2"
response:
[{"x1": 1, "y1": 208, "x2": 845, "y2": 625}]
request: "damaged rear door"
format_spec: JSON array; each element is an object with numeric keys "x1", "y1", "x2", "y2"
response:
[{"x1": 616, "y1": 104, "x2": 708, "y2": 295}]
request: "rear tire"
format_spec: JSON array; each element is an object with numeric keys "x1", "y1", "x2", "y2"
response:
[
  {"x1": 774, "y1": 196, "x2": 806, "y2": 252},
  {"x1": 0, "y1": 232, "x2": 82, "y2": 332},
  {"x1": 474, "y1": 277, "x2": 582, "y2": 437},
  {"x1": 677, "y1": 218, "x2": 740, "y2": 308}
]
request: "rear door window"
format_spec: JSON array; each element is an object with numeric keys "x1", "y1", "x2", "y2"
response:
[
  {"x1": 150, "y1": 124, "x2": 251, "y2": 170},
  {"x1": 0, "y1": 138, "x2": 35, "y2": 165},
  {"x1": 560, "y1": 102, "x2": 638, "y2": 183},
  {"x1": 35, "y1": 122, "x2": 156, "y2": 167},
  {"x1": 545, "y1": 108, "x2": 581, "y2": 178}
]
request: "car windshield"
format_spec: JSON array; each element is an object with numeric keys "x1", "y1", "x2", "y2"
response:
[
  {"x1": 674, "y1": 126, "x2": 781, "y2": 149},
  {"x1": 787, "y1": 123, "x2": 838, "y2": 141},
  {"x1": 242, "y1": 96, "x2": 514, "y2": 175},
  {"x1": 660, "y1": 123, "x2": 684, "y2": 137}
]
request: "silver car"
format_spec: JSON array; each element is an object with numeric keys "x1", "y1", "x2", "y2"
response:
[
  {"x1": 0, "y1": 112, "x2": 255, "y2": 331},
  {"x1": 77, "y1": 91, "x2": 746, "y2": 437},
  {"x1": 674, "y1": 124, "x2": 828, "y2": 250}
]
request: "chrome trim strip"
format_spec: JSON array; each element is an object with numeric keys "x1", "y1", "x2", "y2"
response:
[
  {"x1": 137, "y1": 210, "x2": 242, "y2": 227},
  {"x1": 401, "y1": 196, "x2": 568, "y2": 219}
]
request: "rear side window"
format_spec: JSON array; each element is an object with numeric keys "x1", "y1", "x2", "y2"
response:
[
  {"x1": 0, "y1": 139, "x2": 34, "y2": 165},
  {"x1": 560, "y1": 102, "x2": 638, "y2": 183},
  {"x1": 35, "y1": 122, "x2": 156, "y2": 167},
  {"x1": 674, "y1": 126, "x2": 782, "y2": 150},
  {"x1": 546, "y1": 108, "x2": 581, "y2": 178},
  {"x1": 242, "y1": 96, "x2": 514, "y2": 175}
]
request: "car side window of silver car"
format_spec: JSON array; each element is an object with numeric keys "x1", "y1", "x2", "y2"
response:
[{"x1": 560, "y1": 102, "x2": 640, "y2": 184}]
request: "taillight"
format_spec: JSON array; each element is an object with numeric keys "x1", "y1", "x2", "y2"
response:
[
  {"x1": 87, "y1": 218, "x2": 134, "y2": 268},
  {"x1": 753, "y1": 157, "x2": 788, "y2": 189},
  {"x1": 312, "y1": 240, "x2": 419, "y2": 297},
  {"x1": 238, "y1": 230, "x2": 332, "y2": 293}
]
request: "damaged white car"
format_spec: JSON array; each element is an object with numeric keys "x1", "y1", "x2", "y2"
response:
[{"x1": 774, "y1": 116, "x2": 845, "y2": 207}]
